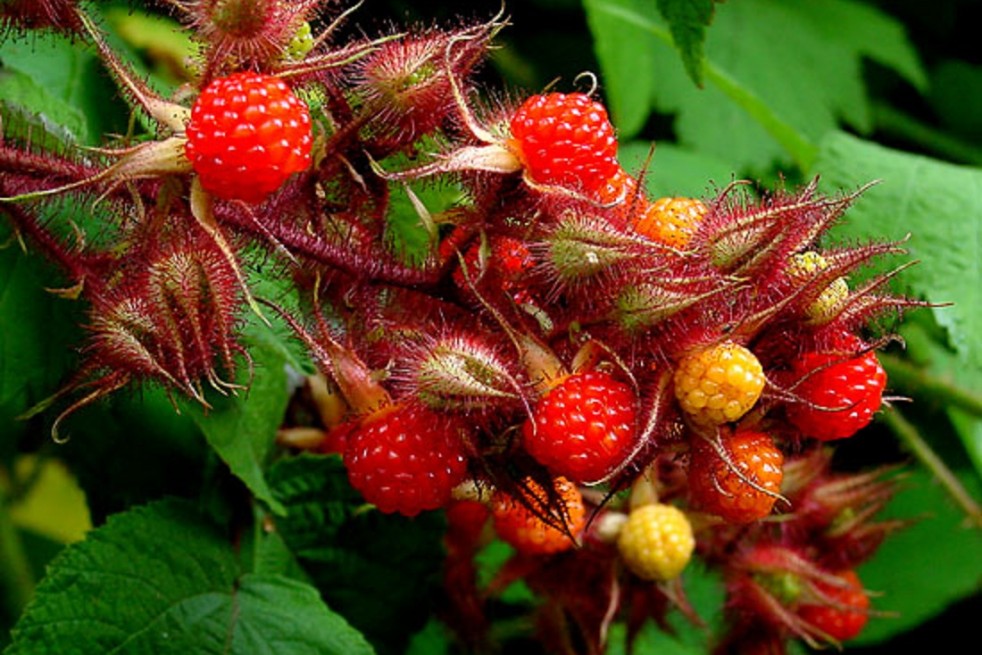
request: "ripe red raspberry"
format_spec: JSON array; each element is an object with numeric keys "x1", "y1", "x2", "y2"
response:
[
  {"x1": 688, "y1": 431, "x2": 784, "y2": 523},
  {"x1": 596, "y1": 166, "x2": 643, "y2": 224},
  {"x1": 522, "y1": 371, "x2": 637, "y2": 483},
  {"x1": 491, "y1": 476, "x2": 586, "y2": 555},
  {"x1": 185, "y1": 71, "x2": 312, "y2": 203},
  {"x1": 343, "y1": 402, "x2": 469, "y2": 516},
  {"x1": 596, "y1": 167, "x2": 639, "y2": 206},
  {"x1": 674, "y1": 341, "x2": 766, "y2": 425},
  {"x1": 508, "y1": 92, "x2": 620, "y2": 195},
  {"x1": 632, "y1": 196, "x2": 707, "y2": 249},
  {"x1": 452, "y1": 234, "x2": 534, "y2": 304},
  {"x1": 798, "y1": 569, "x2": 870, "y2": 642},
  {"x1": 786, "y1": 335, "x2": 886, "y2": 441}
]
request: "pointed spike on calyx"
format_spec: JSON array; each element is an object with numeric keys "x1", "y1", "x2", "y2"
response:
[
  {"x1": 603, "y1": 368, "x2": 678, "y2": 489},
  {"x1": 572, "y1": 70, "x2": 600, "y2": 97},
  {"x1": 412, "y1": 335, "x2": 522, "y2": 411},
  {"x1": 454, "y1": 249, "x2": 566, "y2": 393},
  {"x1": 66, "y1": 217, "x2": 247, "y2": 410},
  {"x1": 1, "y1": 136, "x2": 192, "y2": 204},
  {"x1": 74, "y1": 9, "x2": 190, "y2": 132},
  {"x1": 186, "y1": 0, "x2": 330, "y2": 75},
  {"x1": 442, "y1": 4, "x2": 511, "y2": 145},
  {"x1": 48, "y1": 373, "x2": 132, "y2": 444},
  {"x1": 541, "y1": 212, "x2": 644, "y2": 289},
  {"x1": 189, "y1": 177, "x2": 268, "y2": 325},
  {"x1": 350, "y1": 15, "x2": 500, "y2": 145},
  {"x1": 613, "y1": 279, "x2": 743, "y2": 334},
  {"x1": 260, "y1": 278, "x2": 391, "y2": 416},
  {"x1": 700, "y1": 179, "x2": 861, "y2": 277},
  {"x1": 823, "y1": 259, "x2": 926, "y2": 332}
]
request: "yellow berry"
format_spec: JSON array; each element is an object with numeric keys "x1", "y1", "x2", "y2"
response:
[
  {"x1": 617, "y1": 503, "x2": 695, "y2": 581},
  {"x1": 632, "y1": 197, "x2": 707, "y2": 249},
  {"x1": 674, "y1": 342, "x2": 765, "y2": 425},
  {"x1": 788, "y1": 251, "x2": 849, "y2": 323}
]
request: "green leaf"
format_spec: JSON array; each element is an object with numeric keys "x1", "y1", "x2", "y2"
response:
[
  {"x1": 619, "y1": 141, "x2": 737, "y2": 199},
  {"x1": 52, "y1": 386, "x2": 207, "y2": 524},
  {"x1": 655, "y1": 0, "x2": 716, "y2": 87},
  {"x1": 583, "y1": 0, "x2": 661, "y2": 137},
  {"x1": 585, "y1": 0, "x2": 926, "y2": 172},
  {"x1": 228, "y1": 575, "x2": 376, "y2": 655},
  {"x1": 266, "y1": 455, "x2": 361, "y2": 552},
  {"x1": 605, "y1": 560, "x2": 725, "y2": 655},
  {"x1": 0, "y1": 30, "x2": 127, "y2": 145},
  {"x1": 814, "y1": 131, "x2": 982, "y2": 474},
  {"x1": 815, "y1": 131, "x2": 980, "y2": 343},
  {"x1": 584, "y1": 0, "x2": 816, "y2": 171},
  {"x1": 268, "y1": 455, "x2": 446, "y2": 655},
  {"x1": 898, "y1": 316, "x2": 982, "y2": 477},
  {"x1": 250, "y1": 525, "x2": 310, "y2": 583},
  {"x1": 929, "y1": 60, "x2": 982, "y2": 142},
  {"x1": 0, "y1": 66, "x2": 87, "y2": 147},
  {"x1": 5, "y1": 499, "x2": 373, "y2": 655},
  {"x1": 404, "y1": 619, "x2": 453, "y2": 655},
  {"x1": 185, "y1": 323, "x2": 293, "y2": 516},
  {"x1": 104, "y1": 7, "x2": 197, "y2": 87},
  {"x1": 248, "y1": 271, "x2": 316, "y2": 377},
  {"x1": 608, "y1": 621, "x2": 701, "y2": 655},
  {"x1": 473, "y1": 539, "x2": 535, "y2": 604},
  {"x1": 852, "y1": 467, "x2": 982, "y2": 644},
  {"x1": 0, "y1": 245, "x2": 81, "y2": 459},
  {"x1": 385, "y1": 181, "x2": 464, "y2": 265}
]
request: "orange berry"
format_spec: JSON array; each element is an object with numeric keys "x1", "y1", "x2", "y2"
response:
[
  {"x1": 632, "y1": 196, "x2": 706, "y2": 249},
  {"x1": 688, "y1": 431, "x2": 784, "y2": 523},
  {"x1": 491, "y1": 476, "x2": 586, "y2": 555}
]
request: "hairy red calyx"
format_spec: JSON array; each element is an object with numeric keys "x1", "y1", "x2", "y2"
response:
[{"x1": 0, "y1": 0, "x2": 81, "y2": 34}]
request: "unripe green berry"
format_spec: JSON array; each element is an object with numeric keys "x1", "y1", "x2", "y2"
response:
[
  {"x1": 788, "y1": 251, "x2": 849, "y2": 323},
  {"x1": 284, "y1": 20, "x2": 314, "y2": 61}
]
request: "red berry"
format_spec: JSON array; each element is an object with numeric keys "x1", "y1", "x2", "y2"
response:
[
  {"x1": 688, "y1": 431, "x2": 784, "y2": 523},
  {"x1": 508, "y1": 92, "x2": 620, "y2": 195},
  {"x1": 596, "y1": 167, "x2": 638, "y2": 206},
  {"x1": 596, "y1": 166, "x2": 642, "y2": 224},
  {"x1": 798, "y1": 569, "x2": 870, "y2": 642},
  {"x1": 453, "y1": 235, "x2": 534, "y2": 303},
  {"x1": 491, "y1": 476, "x2": 586, "y2": 555},
  {"x1": 786, "y1": 335, "x2": 886, "y2": 441},
  {"x1": 343, "y1": 402, "x2": 469, "y2": 516},
  {"x1": 320, "y1": 419, "x2": 358, "y2": 456},
  {"x1": 445, "y1": 499, "x2": 491, "y2": 545},
  {"x1": 185, "y1": 71, "x2": 312, "y2": 203},
  {"x1": 522, "y1": 371, "x2": 637, "y2": 483}
]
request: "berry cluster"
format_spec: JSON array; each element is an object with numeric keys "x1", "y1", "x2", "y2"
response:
[{"x1": 0, "y1": 2, "x2": 917, "y2": 653}]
